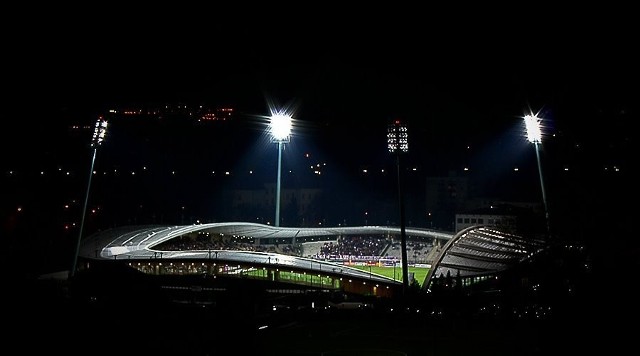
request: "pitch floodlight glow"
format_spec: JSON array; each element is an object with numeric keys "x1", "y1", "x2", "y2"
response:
[
  {"x1": 269, "y1": 114, "x2": 292, "y2": 142},
  {"x1": 524, "y1": 114, "x2": 542, "y2": 143}
]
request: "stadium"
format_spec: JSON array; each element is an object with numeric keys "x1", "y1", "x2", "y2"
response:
[
  {"x1": 73, "y1": 222, "x2": 545, "y2": 305},
  {"x1": 47, "y1": 222, "x2": 590, "y2": 355}
]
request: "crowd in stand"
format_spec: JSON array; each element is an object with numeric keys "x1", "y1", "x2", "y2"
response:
[
  {"x1": 316, "y1": 235, "x2": 389, "y2": 259},
  {"x1": 153, "y1": 233, "x2": 434, "y2": 263},
  {"x1": 154, "y1": 234, "x2": 271, "y2": 253}
]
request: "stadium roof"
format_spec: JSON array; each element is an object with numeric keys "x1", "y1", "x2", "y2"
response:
[
  {"x1": 79, "y1": 222, "x2": 454, "y2": 284},
  {"x1": 425, "y1": 226, "x2": 546, "y2": 289}
]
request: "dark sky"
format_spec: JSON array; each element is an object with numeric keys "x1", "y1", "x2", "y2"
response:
[
  {"x1": 3, "y1": 10, "x2": 636, "y2": 202},
  {"x1": 5, "y1": 9, "x2": 637, "y2": 121},
  {"x1": 1, "y1": 10, "x2": 635, "y2": 178},
  {"x1": 5, "y1": 17, "x2": 635, "y2": 152},
  {"x1": 3, "y1": 7, "x2": 636, "y2": 178},
  {"x1": 5, "y1": 13, "x2": 636, "y2": 180}
]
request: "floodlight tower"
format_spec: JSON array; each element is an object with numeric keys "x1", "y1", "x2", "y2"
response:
[
  {"x1": 269, "y1": 112, "x2": 292, "y2": 227},
  {"x1": 70, "y1": 116, "x2": 108, "y2": 279},
  {"x1": 524, "y1": 113, "x2": 550, "y2": 235},
  {"x1": 388, "y1": 119, "x2": 409, "y2": 293}
]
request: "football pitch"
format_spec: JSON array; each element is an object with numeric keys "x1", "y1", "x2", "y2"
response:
[{"x1": 350, "y1": 265, "x2": 430, "y2": 287}]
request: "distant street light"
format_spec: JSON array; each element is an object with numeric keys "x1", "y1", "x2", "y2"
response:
[
  {"x1": 70, "y1": 117, "x2": 108, "y2": 278},
  {"x1": 269, "y1": 112, "x2": 292, "y2": 227},
  {"x1": 388, "y1": 119, "x2": 409, "y2": 293},
  {"x1": 524, "y1": 113, "x2": 550, "y2": 235}
]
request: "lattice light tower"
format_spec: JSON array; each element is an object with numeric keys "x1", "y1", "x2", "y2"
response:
[
  {"x1": 71, "y1": 116, "x2": 108, "y2": 278},
  {"x1": 388, "y1": 119, "x2": 409, "y2": 293}
]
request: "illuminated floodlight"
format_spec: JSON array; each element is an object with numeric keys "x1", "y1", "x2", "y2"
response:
[
  {"x1": 524, "y1": 114, "x2": 542, "y2": 143},
  {"x1": 91, "y1": 118, "x2": 108, "y2": 147},
  {"x1": 269, "y1": 111, "x2": 293, "y2": 227},
  {"x1": 387, "y1": 120, "x2": 408, "y2": 153},
  {"x1": 269, "y1": 114, "x2": 292, "y2": 142},
  {"x1": 71, "y1": 116, "x2": 108, "y2": 278},
  {"x1": 387, "y1": 119, "x2": 409, "y2": 294},
  {"x1": 523, "y1": 112, "x2": 550, "y2": 235}
]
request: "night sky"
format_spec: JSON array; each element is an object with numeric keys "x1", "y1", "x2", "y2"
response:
[{"x1": 2, "y1": 10, "x2": 637, "y2": 277}]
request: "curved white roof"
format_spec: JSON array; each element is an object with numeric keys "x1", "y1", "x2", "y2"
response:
[
  {"x1": 79, "y1": 222, "x2": 453, "y2": 284},
  {"x1": 425, "y1": 226, "x2": 546, "y2": 289}
]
